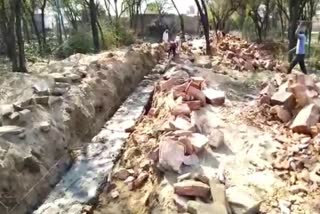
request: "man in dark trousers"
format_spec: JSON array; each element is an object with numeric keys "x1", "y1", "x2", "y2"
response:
[{"x1": 288, "y1": 21, "x2": 308, "y2": 74}]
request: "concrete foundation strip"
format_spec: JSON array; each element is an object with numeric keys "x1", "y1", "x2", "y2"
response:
[{"x1": 34, "y1": 79, "x2": 155, "y2": 214}]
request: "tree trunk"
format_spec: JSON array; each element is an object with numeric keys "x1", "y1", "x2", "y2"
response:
[
  {"x1": 40, "y1": 0, "x2": 47, "y2": 52},
  {"x1": 97, "y1": 20, "x2": 105, "y2": 48},
  {"x1": 171, "y1": 0, "x2": 185, "y2": 40},
  {"x1": 23, "y1": 17, "x2": 31, "y2": 43},
  {"x1": 195, "y1": 0, "x2": 211, "y2": 55},
  {"x1": 288, "y1": 0, "x2": 300, "y2": 61},
  {"x1": 56, "y1": 14, "x2": 63, "y2": 45},
  {"x1": 30, "y1": 12, "x2": 43, "y2": 53},
  {"x1": 15, "y1": 0, "x2": 27, "y2": 72},
  {"x1": 89, "y1": 0, "x2": 100, "y2": 53},
  {"x1": 8, "y1": 0, "x2": 18, "y2": 72}
]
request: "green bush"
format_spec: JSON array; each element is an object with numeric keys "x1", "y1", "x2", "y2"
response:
[
  {"x1": 54, "y1": 31, "x2": 93, "y2": 58},
  {"x1": 54, "y1": 23, "x2": 135, "y2": 59}
]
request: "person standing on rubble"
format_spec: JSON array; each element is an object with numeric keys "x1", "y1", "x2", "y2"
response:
[
  {"x1": 162, "y1": 29, "x2": 169, "y2": 43},
  {"x1": 288, "y1": 21, "x2": 308, "y2": 74}
]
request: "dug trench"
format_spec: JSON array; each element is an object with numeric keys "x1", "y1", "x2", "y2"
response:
[{"x1": 0, "y1": 44, "x2": 165, "y2": 214}]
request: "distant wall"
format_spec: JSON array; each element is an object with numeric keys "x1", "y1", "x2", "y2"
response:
[{"x1": 135, "y1": 14, "x2": 199, "y2": 36}]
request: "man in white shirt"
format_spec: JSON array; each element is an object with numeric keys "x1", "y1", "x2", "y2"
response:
[
  {"x1": 288, "y1": 21, "x2": 308, "y2": 74},
  {"x1": 162, "y1": 29, "x2": 169, "y2": 43}
]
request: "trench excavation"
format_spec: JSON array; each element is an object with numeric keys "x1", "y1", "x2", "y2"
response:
[{"x1": 0, "y1": 45, "x2": 165, "y2": 214}]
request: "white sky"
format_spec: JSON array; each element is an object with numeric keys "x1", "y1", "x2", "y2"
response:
[{"x1": 98, "y1": 0, "x2": 197, "y2": 15}]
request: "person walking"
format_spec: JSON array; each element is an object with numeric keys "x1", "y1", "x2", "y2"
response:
[{"x1": 288, "y1": 21, "x2": 308, "y2": 74}]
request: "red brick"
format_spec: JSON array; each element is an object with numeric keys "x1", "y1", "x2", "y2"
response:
[
  {"x1": 291, "y1": 104, "x2": 320, "y2": 134},
  {"x1": 188, "y1": 133, "x2": 209, "y2": 153},
  {"x1": 185, "y1": 100, "x2": 202, "y2": 111},
  {"x1": 170, "y1": 115, "x2": 195, "y2": 131},
  {"x1": 185, "y1": 85, "x2": 206, "y2": 105},
  {"x1": 178, "y1": 136, "x2": 194, "y2": 155},
  {"x1": 133, "y1": 171, "x2": 149, "y2": 189},
  {"x1": 174, "y1": 180, "x2": 210, "y2": 198}
]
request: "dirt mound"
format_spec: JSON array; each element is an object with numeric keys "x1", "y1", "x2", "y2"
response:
[{"x1": 0, "y1": 44, "x2": 160, "y2": 214}]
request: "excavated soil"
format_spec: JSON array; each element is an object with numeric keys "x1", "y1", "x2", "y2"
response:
[{"x1": 0, "y1": 44, "x2": 160, "y2": 214}]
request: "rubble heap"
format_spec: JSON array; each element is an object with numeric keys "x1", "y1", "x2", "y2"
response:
[
  {"x1": 256, "y1": 72, "x2": 320, "y2": 198},
  {"x1": 182, "y1": 33, "x2": 287, "y2": 72},
  {"x1": 109, "y1": 64, "x2": 231, "y2": 213}
]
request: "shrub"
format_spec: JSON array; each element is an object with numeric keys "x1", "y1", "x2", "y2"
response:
[{"x1": 54, "y1": 31, "x2": 93, "y2": 58}]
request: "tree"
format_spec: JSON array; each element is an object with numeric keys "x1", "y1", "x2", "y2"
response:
[
  {"x1": 171, "y1": 0, "x2": 185, "y2": 40},
  {"x1": 247, "y1": 0, "x2": 271, "y2": 43},
  {"x1": 146, "y1": 0, "x2": 171, "y2": 16},
  {"x1": 208, "y1": 0, "x2": 241, "y2": 32},
  {"x1": 194, "y1": 0, "x2": 211, "y2": 55},
  {"x1": 85, "y1": 0, "x2": 100, "y2": 52},
  {"x1": 15, "y1": 0, "x2": 27, "y2": 72}
]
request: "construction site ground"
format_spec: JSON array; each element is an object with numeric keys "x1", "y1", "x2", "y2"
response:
[{"x1": 93, "y1": 39, "x2": 320, "y2": 214}]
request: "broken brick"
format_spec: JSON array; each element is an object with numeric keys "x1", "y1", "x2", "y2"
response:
[
  {"x1": 290, "y1": 83, "x2": 310, "y2": 107},
  {"x1": 270, "y1": 105, "x2": 292, "y2": 123},
  {"x1": 174, "y1": 180, "x2": 210, "y2": 198},
  {"x1": 291, "y1": 104, "x2": 320, "y2": 134},
  {"x1": 113, "y1": 168, "x2": 130, "y2": 180},
  {"x1": 271, "y1": 91, "x2": 295, "y2": 110},
  {"x1": 260, "y1": 83, "x2": 276, "y2": 96},
  {"x1": 185, "y1": 85, "x2": 206, "y2": 105},
  {"x1": 203, "y1": 88, "x2": 225, "y2": 106},
  {"x1": 178, "y1": 136, "x2": 194, "y2": 155},
  {"x1": 171, "y1": 103, "x2": 191, "y2": 116},
  {"x1": 133, "y1": 171, "x2": 149, "y2": 189},
  {"x1": 159, "y1": 137, "x2": 186, "y2": 173},
  {"x1": 170, "y1": 115, "x2": 195, "y2": 131},
  {"x1": 188, "y1": 133, "x2": 209, "y2": 153},
  {"x1": 185, "y1": 100, "x2": 202, "y2": 111}
]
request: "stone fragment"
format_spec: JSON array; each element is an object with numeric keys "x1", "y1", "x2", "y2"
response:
[
  {"x1": 289, "y1": 185, "x2": 309, "y2": 194},
  {"x1": 260, "y1": 83, "x2": 276, "y2": 96},
  {"x1": 208, "y1": 129, "x2": 225, "y2": 148},
  {"x1": 113, "y1": 168, "x2": 130, "y2": 180},
  {"x1": 124, "y1": 176, "x2": 135, "y2": 184},
  {"x1": 174, "y1": 180, "x2": 210, "y2": 198},
  {"x1": 133, "y1": 171, "x2": 149, "y2": 189},
  {"x1": 170, "y1": 115, "x2": 195, "y2": 131},
  {"x1": 110, "y1": 190, "x2": 119, "y2": 199},
  {"x1": 291, "y1": 104, "x2": 320, "y2": 134},
  {"x1": 271, "y1": 91, "x2": 295, "y2": 110},
  {"x1": 0, "y1": 126, "x2": 24, "y2": 136},
  {"x1": 174, "y1": 194, "x2": 189, "y2": 212},
  {"x1": 270, "y1": 105, "x2": 292, "y2": 123},
  {"x1": 188, "y1": 133, "x2": 209, "y2": 153},
  {"x1": 33, "y1": 96, "x2": 49, "y2": 105},
  {"x1": 159, "y1": 138, "x2": 186, "y2": 173},
  {"x1": 19, "y1": 109, "x2": 31, "y2": 122},
  {"x1": 0, "y1": 104, "x2": 14, "y2": 117},
  {"x1": 226, "y1": 187, "x2": 262, "y2": 214},
  {"x1": 39, "y1": 121, "x2": 51, "y2": 132},
  {"x1": 23, "y1": 156, "x2": 40, "y2": 173},
  {"x1": 203, "y1": 88, "x2": 225, "y2": 106},
  {"x1": 171, "y1": 103, "x2": 191, "y2": 116},
  {"x1": 290, "y1": 83, "x2": 310, "y2": 107},
  {"x1": 182, "y1": 154, "x2": 199, "y2": 166},
  {"x1": 9, "y1": 112, "x2": 20, "y2": 121}
]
